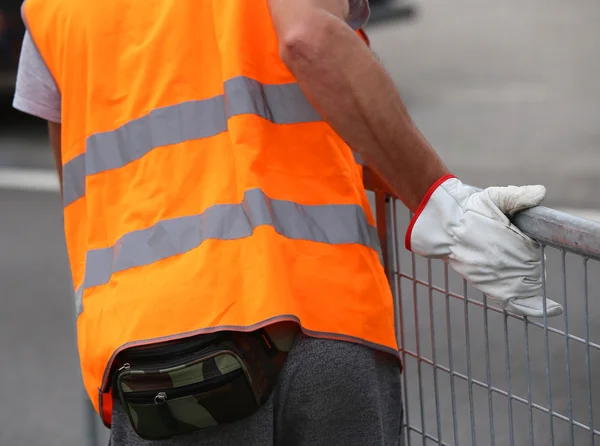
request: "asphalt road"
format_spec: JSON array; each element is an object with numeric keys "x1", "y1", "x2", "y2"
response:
[{"x1": 1, "y1": 0, "x2": 599, "y2": 445}]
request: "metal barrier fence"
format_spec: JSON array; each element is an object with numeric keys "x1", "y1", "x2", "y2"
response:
[{"x1": 374, "y1": 192, "x2": 600, "y2": 446}]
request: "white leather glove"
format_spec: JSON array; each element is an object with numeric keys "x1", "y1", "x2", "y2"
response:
[{"x1": 406, "y1": 175, "x2": 563, "y2": 318}]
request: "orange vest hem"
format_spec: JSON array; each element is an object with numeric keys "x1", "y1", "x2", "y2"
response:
[{"x1": 96, "y1": 315, "x2": 399, "y2": 427}]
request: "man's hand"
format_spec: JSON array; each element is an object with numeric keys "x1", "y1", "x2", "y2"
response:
[{"x1": 406, "y1": 176, "x2": 563, "y2": 318}]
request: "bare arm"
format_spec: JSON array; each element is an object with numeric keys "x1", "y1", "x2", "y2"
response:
[
  {"x1": 267, "y1": 0, "x2": 451, "y2": 211},
  {"x1": 48, "y1": 121, "x2": 62, "y2": 195}
]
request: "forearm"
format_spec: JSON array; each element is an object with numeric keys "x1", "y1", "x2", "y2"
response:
[
  {"x1": 48, "y1": 121, "x2": 63, "y2": 195},
  {"x1": 276, "y1": 9, "x2": 450, "y2": 210}
]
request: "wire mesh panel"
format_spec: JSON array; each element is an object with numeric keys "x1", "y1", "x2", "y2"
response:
[{"x1": 379, "y1": 195, "x2": 600, "y2": 446}]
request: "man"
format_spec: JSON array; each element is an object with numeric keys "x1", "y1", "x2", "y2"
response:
[{"x1": 13, "y1": 0, "x2": 562, "y2": 444}]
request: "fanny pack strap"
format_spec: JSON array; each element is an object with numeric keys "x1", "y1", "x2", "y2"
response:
[{"x1": 229, "y1": 330, "x2": 288, "y2": 404}]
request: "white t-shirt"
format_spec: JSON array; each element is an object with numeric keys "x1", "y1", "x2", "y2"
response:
[{"x1": 12, "y1": 0, "x2": 370, "y2": 123}]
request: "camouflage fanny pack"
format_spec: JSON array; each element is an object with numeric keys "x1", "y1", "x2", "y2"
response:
[{"x1": 113, "y1": 330, "x2": 286, "y2": 441}]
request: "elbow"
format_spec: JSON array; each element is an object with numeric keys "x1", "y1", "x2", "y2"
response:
[{"x1": 278, "y1": 17, "x2": 333, "y2": 67}]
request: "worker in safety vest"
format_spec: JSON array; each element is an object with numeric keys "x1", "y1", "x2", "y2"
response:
[{"x1": 13, "y1": 0, "x2": 563, "y2": 444}]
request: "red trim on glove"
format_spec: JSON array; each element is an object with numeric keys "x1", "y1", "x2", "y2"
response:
[{"x1": 405, "y1": 174, "x2": 456, "y2": 251}]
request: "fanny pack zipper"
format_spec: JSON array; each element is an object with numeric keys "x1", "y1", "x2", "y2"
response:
[
  {"x1": 117, "y1": 344, "x2": 241, "y2": 375},
  {"x1": 124, "y1": 368, "x2": 243, "y2": 403}
]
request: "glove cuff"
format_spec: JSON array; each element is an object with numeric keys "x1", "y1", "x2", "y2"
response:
[{"x1": 405, "y1": 174, "x2": 456, "y2": 251}]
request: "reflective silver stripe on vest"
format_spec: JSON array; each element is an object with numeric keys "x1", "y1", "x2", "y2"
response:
[
  {"x1": 75, "y1": 188, "x2": 381, "y2": 315},
  {"x1": 62, "y1": 154, "x2": 86, "y2": 207},
  {"x1": 62, "y1": 77, "x2": 323, "y2": 207}
]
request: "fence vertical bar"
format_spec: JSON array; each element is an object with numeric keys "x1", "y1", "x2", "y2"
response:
[
  {"x1": 463, "y1": 280, "x2": 477, "y2": 445},
  {"x1": 524, "y1": 318, "x2": 534, "y2": 445},
  {"x1": 503, "y1": 310, "x2": 515, "y2": 446},
  {"x1": 583, "y1": 257, "x2": 595, "y2": 446},
  {"x1": 444, "y1": 264, "x2": 460, "y2": 446},
  {"x1": 482, "y1": 294, "x2": 496, "y2": 446},
  {"x1": 385, "y1": 196, "x2": 411, "y2": 446},
  {"x1": 541, "y1": 246, "x2": 555, "y2": 446},
  {"x1": 411, "y1": 242, "x2": 426, "y2": 446},
  {"x1": 427, "y1": 260, "x2": 443, "y2": 444},
  {"x1": 376, "y1": 192, "x2": 390, "y2": 278},
  {"x1": 561, "y1": 250, "x2": 575, "y2": 446}
]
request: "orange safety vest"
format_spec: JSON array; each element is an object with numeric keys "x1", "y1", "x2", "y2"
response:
[{"x1": 22, "y1": 0, "x2": 397, "y2": 427}]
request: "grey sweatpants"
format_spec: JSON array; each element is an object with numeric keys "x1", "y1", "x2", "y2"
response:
[{"x1": 110, "y1": 334, "x2": 404, "y2": 446}]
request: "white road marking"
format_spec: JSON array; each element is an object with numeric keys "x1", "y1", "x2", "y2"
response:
[
  {"x1": 1, "y1": 167, "x2": 600, "y2": 223},
  {"x1": 0, "y1": 167, "x2": 59, "y2": 192}
]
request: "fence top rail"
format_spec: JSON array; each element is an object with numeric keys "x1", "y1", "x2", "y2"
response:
[
  {"x1": 458, "y1": 185, "x2": 600, "y2": 260},
  {"x1": 513, "y1": 205, "x2": 600, "y2": 261}
]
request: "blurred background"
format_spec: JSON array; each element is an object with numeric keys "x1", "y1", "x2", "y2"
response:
[{"x1": 1, "y1": 0, "x2": 599, "y2": 445}]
